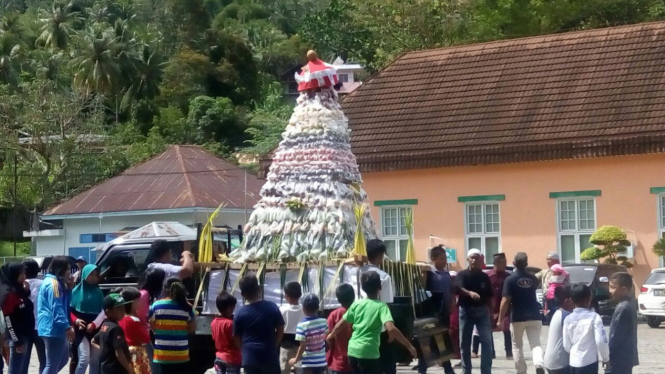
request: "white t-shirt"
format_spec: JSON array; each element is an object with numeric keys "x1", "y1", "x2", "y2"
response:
[
  {"x1": 28, "y1": 278, "x2": 43, "y2": 330},
  {"x1": 359, "y1": 264, "x2": 394, "y2": 304},
  {"x1": 147, "y1": 262, "x2": 183, "y2": 280},
  {"x1": 280, "y1": 304, "x2": 305, "y2": 334},
  {"x1": 563, "y1": 308, "x2": 609, "y2": 367},
  {"x1": 544, "y1": 309, "x2": 570, "y2": 370}
]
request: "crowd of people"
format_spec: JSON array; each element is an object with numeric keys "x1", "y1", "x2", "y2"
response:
[
  {"x1": 0, "y1": 239, "x2": 197, "y2": 374},
  {"x1": 447, "y1": 248, "x2": 639, "y2": 374},
  {"x1": 0, "y1": 237, "x2": 640, "y2": 374}
]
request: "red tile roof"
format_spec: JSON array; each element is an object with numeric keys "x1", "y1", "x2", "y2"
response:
[
  {"x1": 45, "y1": 145, "x2": 262, "y2": 216},
  {"x1": 341, "y1": 22, "x2": 665, "y2": 172}
]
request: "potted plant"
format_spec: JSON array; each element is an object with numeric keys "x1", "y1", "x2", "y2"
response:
[{"x1": 580, "y1": 225, "x2": 634, "y2": 268}]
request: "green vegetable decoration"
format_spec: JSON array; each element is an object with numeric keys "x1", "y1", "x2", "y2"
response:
[
  {"x1": 231, "y1": 50, "x2": 378, "y2": 264},
  {"x1": 580, "y1": 225, "x2": 633, "y2": 268}
]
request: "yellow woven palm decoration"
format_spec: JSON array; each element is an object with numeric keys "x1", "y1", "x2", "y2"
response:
[
  {"x1": 198, "y1": 203, "x2": 225, "y2": 263},
  {"x1": 404, "y1": 208, "x2": 416, "y2": 264},
  {"x1": 352, "y1": 203, "x2": 367, "y2": 258}
]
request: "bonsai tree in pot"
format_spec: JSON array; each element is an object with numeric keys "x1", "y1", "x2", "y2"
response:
[{"x1": 580, "y1": 225, "x2": 634, "y2": 268}]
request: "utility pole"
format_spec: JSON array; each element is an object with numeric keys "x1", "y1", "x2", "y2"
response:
[{"x1": 13, "y1": 153, "x2": 17, "y2": 257}]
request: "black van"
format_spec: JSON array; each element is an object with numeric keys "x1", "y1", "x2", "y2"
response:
[{"x1": 563, "y1": 264, "x2": 629, "y2": 316}]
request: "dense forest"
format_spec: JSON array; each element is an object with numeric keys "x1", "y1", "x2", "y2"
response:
[{"x1": 1, "y1": 0, "x2": 664, "y2": 213}]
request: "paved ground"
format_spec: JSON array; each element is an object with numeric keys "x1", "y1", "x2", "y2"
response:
[{"x1": 25, "y1": 323, "x2": 665, "y2": 374}]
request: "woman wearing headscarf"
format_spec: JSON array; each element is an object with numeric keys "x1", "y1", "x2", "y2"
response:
[
  {"x1": 38, "y1": 256, "x2": 75, "y2": 374},
  {"x1": 69, "y1": 264, "x2": 105, "y2": 374},
  {"x1": 1, "y1": 262, "x2": 35, "y2": 374}
]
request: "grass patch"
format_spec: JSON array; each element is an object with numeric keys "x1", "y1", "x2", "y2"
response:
[{"x1": 0, "y1": 241, "x2": 31, "y2": 257}]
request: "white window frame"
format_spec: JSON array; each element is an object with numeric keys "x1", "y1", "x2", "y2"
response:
[
  {"x1": 464, "y1": 202, "x2": 501, "y2": 258},
  {"x1": 658, "y1": 195, "x2": 665, "y2": 266},
  {"x1": 379, "y1": 206, "x2": 413, "y2": 262},
  {"x1": 556, "y1": 198, "x2": 597, "y2": 263}
]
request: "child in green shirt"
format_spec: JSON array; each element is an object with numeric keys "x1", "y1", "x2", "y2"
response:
[{"x1": 327, "y1": 271, "x2": 417, "y2": 374}]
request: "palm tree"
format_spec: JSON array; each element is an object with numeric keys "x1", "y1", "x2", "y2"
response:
[
  {"x1": 0, "y1": 33, "x2": 21, "y2": 85},
  {"x1": 121, "y1": 45, "x2": 164, "y2": 110},
  {"x1": 0, "y1": 13, "x2": 21, "y2": 35},
  {"x1": 36, "y1": 3, "x2": 82, "y2": 50},
  {"x1": 70, "y1": 31, "x2": 122, "y2": 96},
  {"x1": 88, "y1": 4, "x2": 110, "y2": 28}
]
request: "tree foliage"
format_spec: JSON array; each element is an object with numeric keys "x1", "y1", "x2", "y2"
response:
[
  {"x1": 580, "y1": 225, "x2": 634, "y2": 268},
  {"x1": 3, "y1": 0, "x2": 665, "y2": 214}
]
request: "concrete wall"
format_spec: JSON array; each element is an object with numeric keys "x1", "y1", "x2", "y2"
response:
[
  {"x1": 33, "y1": 210, "x2": 249, "y2": 258},
  {"x1": 363, "y1": 153, "x2": 665, "y2": 287}
]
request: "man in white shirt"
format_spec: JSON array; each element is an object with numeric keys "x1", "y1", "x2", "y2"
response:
[
  {"x1": 563, "y1": 283, "x2": 609, "y2": 374},
  {"x1": 146, "y1": 239, "x2": 194, "y2": 281},
  {"x1": 359, "y1": 239, "x2": 394, "y2": 303}
]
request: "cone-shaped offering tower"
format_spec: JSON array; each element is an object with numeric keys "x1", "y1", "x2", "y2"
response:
[{"x1": 231, "y1": 51, "x2": 377, "y2": 263}]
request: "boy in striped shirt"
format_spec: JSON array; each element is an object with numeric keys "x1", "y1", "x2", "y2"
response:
[{"x1": 288, "y1": 294, "x2": 328, "y2": 374}]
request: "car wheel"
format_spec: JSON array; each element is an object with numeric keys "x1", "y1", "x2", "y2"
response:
[{"x1": 646, "y1": 316, "x2": 662, "y2": 328}]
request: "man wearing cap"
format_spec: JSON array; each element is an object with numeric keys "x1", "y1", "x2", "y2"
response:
[
  {"x1": 535, "y1": 252, "x2": 569, "y2": 322},
  {"x1": 455, "y1": 249, "x2": 493, "y2": 374},
  {"x1": 487, "y1": 253, "x2": 512, "y2": 360},
  {"x1": 73, "y1": 256, "x2": 88, "y2": 285}
]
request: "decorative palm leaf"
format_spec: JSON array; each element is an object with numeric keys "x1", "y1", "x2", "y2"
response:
[
  {"x1": 197, "y1": 203, "x2": 225, "y2": 263},
  {"x1": 231, "y1": 262, "x2": 248, "y2": 293},
  {"x1": 404, "y1": 209, "x2": 416, "y2": 265},
  {"x1": 352, "y1": 203, "x2": 367, "y2": 259}
]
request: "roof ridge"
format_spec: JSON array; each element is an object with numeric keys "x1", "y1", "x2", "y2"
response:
[
  {"x1": 174, "y1": 145, "x2": 196, "y2": 207},
  {"x1": 398, "y1": 21, "x2": 664, "y2": 59}
]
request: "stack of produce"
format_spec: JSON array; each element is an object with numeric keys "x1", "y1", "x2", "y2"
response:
[{"x1": 231, "y1": 51, "x2": 377, "y2": 263}]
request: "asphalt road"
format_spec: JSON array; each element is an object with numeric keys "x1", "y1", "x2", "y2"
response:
[{"x1": 25, "y1": 323, "x2": 665, "y2": 374}]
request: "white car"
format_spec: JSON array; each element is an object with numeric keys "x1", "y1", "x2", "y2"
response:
[{"x1": 638, "y1": 268, "x2": 665, "y2": 328}]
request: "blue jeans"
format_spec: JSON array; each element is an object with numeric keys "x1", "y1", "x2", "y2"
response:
[
  {"x1": 8, "y1": 334, "x2": 33, "y2": 374},
  {"x1": 42, "y1": 336, "x2": 70, "y2": 374},
  {"x1": 74, "y1": 336, "x2": 99, "y2": 374},
  {"x1": 33, "y1": 331, "x2": 46, "y2": 374},
  {"x1": 459, "y1": 306, "x2": 493, "y2": 374}
]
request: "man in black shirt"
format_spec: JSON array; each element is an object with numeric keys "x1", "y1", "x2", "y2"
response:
[
  {"x1": 92, "y1": 294, "x2": 133, "y2": 374},
  {"x1": 497, "y1": 252, "x2": 545, "y2": 374},
  {"x1": 455, "y1": 249, "x2": 493, "y2": 374}
]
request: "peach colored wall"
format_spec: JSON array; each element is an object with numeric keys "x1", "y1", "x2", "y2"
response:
[{"x1": 364, "y1": 153, "x2": 665, "y2": 288}]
